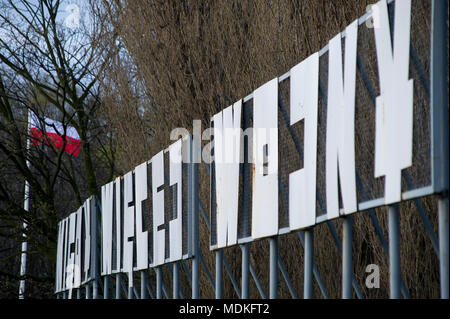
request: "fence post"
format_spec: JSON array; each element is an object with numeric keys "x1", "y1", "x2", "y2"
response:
[
  {"x1": 156, "y1": 267, "x2": 162, "y2": 299},
  {"x1": 215, "y1": 250, "x2": 223, "y2": 299},
  {"x1": 431, "y1": 0, "x2": 449, "y2": 300},
  {"x1": 439, "y1": 197, "x2": 449, "y2": 299},
  {"x1": 141, "y1": 271, "x2": 148, "y2": 299},
  {"x1": 304, "y1": 229, "x2": 314, "y2": 299},
  {"x1": 269, "y1": 237, "x2": 278, "y2": 299},
  {"x1": 241, "y1": 244, "x2": 250, "y2": 298},
  {"x1": 104, "y1": 276, "x2": 110, "y2": 299},
  {"x1": 388, "y1": 204, "x2": 401, "y2": 299},
  {"x1": 191, "y1": 135, "x2": 200, "y2": 299},
  {"x1": 128, "y1": 285, "x2": 133, "y2": 299},
  {"x1": 115, "y1": 273, "x2": 121, "y2": 299},
  {"x1": 91, "y1": 197, "x2": 99, "y2": 299},
  {"x1": 342, "y1": 215, "x2": 353, "y2": 299},
  {"x1": 173, "y1": 262, "x2": 179, "y2": 299},
  {"x1": 93, "y1": 280, "x2": 98, "y2": 299}
]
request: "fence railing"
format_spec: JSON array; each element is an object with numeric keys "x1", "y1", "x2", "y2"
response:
[{"x1": 54, "y1": 0, "x2": 448, "y2": 299}]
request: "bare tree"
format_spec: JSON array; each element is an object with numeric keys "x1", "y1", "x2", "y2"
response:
[{"x1": 0, "y1": 0, "x2": 117, "y2": 295}]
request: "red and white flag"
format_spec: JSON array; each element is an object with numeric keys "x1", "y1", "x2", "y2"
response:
[{"x1": 30, "y1": 115, "x2": 81, "y2": 157}]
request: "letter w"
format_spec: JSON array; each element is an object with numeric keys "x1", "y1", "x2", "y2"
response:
[{"x1": 213, "y1": 100, "x2": 242, "y2": 248}]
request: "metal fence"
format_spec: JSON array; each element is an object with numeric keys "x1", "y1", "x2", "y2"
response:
[{"x1": 55, "y1": 0, "x2": 448, "y2": 299}]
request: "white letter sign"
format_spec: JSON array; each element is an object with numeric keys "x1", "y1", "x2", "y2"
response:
[
  {"x1": 326, "y1": 20, "x2": 359, "y2": 219},
  {"x1": 289, "y1": 52, "x2": 319, "y2": 230},
  {"x1": 373, "y1": 0, "x2": 414, "y2": 204},
  {"x1": 213, "y1": 101, "x2": 242, "y2": 248},
  {"x1": 135, "y1": 162, "x2": 149, "y2": 270},
  {"x1": 152, "y1": 151, "x2": 165, "y2": 266},
  {"x1": 123, "y1": 172, "x2": 135, "y2": 286},
  {"x1": 101, "y1": 181, "x2": 114, "y2": 275},
  {"x1": 169, "y1": 140, "x2": 183, "y2": 261},
  {"x1": 252, "y1": 78, "x2": 279, "y2": 239}
]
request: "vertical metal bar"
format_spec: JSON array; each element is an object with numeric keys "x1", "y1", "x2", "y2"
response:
[
  {"x1": 431, "y1": 0, "x2": 449, "y2": 300},
  {"x1": 388, "y1": 204, "x2": 401, "y2": 299},
  {"x1": 188, "y1": 143, "x2": 193, "y2": 259},
  {"x1": 91, "y1": 197, "x2": 99, "y2": 300},
  {"x1": 141, "y1": 271, "x2": 148, "y2": 299},
  {"x1": 439, "y1": 197, "x2": 449, "y2": 299},
  {"x1": 115, "y1": 273, "x2": 121, "y2": 299},
  {"x1": 93, "y1": 279, "x2": 98, "y2": 299},
  {"x1": 127, "y1": 286, "x2": 132, "y2": 299},
  {"x1": 326, "y1": 221, "x2": 364, "y2": 298},
  {"x1": 342, "y1": 216, "x2": 353, "y2": 299},
  {"x1": 95, "y1": 201, "x2": 105, "y2": 299},
  {"x1": 241, "y1": 243, "x2": 250, "y2": 298},
  {"x1": 104, "y1": 276, "x2": 109, "y2": 299},
  {"x1": 304, "y1": 229, "x2": 314, "y2": 299},
  {"x1": 431, "y1": 0, "x2": 449, "y2": 197},
  {"x1": 85, "y1": 282, "x2": 91, "y2": 299},
  {"x1": 269, "y1": 237, "x2": 278, "y2": 299},
  {"x1": 215, "y1": 250, "x2": 223, "y2": 299},
  {"x1": 191, "y1": 135, "x2": 199, "y2": 299},
  {"x1": 167, "y1": 263, "x2": 183, "y2": 299},
  {"x1": 366, "y1": 209, "x2": 409, "y2": 298},
  {"x1": 297, "y1": 231, "x2": 329, "y2": 298},
  {"x1": 156, "y1": 267, "x2": 162, "y2": 299},
  {"x1": 173, "y1": 262, "x2": 179, "y2": 299},
  {"x1": 76, "y1": 288, "x2": 81, "y2": 299}
]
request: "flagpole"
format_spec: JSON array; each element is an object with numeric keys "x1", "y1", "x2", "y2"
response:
[{"x1": 19, "y1": 108, "x2": 31, "y2": 299}]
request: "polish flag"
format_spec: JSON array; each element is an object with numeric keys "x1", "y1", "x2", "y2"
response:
[{"x1": 30, "y1": 115, "x2": 81, "y2": 157}]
